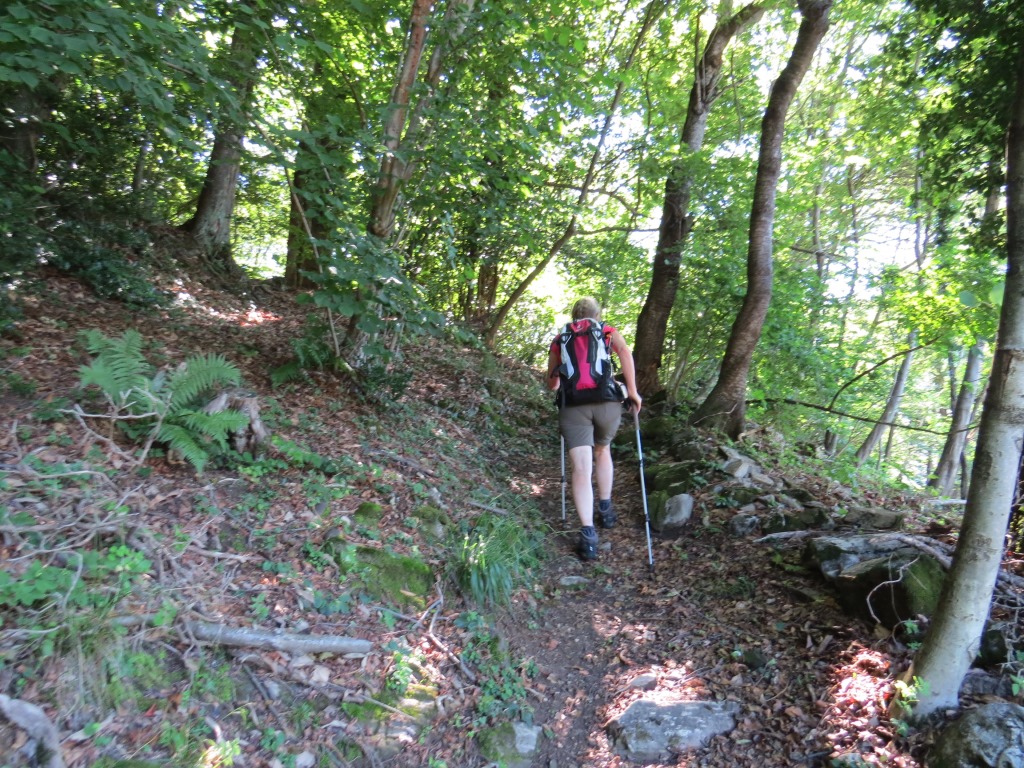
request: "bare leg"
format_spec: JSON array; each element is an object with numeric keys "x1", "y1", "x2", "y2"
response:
[
  {"x1": 594, "y1": 443, "x2": 613, "y2": 501},
  {"x1": 569, "y1": 445, "x2": 594, "y2": 527}
]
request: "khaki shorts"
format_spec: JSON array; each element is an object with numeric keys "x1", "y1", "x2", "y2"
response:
[{"x1": 560, "y1": 401, "x2": 623, "y2": 450}]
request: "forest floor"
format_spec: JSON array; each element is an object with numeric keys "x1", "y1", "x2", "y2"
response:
[{"x1": 1, "y1": 255, "x2": 1010, "y2": 768}]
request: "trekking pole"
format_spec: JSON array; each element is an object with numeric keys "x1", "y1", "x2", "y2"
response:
[
  {"x1": 633, "y1": 407, "x2": 655, "y2": 574},
  {"x1": 560, "y1": 434, "x2": 567, "y2": 523}
]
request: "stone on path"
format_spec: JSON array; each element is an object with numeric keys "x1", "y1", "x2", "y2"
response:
[{"x1": 608, "y1": 699, "x2": 741, "y2": 761}]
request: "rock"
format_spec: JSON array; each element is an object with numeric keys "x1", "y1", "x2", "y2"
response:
[
  {"x1": 477, "y1": 721, "x2": 543, "y2": 768},
  {"x1": 929, "y1": 702, "x2": 1024, "y2": 768},
  {"x1": 648, "y1": 491, "x2": 694, "y2": 533},
  {"x1": 977, "y1": 622, "x2": 1017, "y2": 667},
  {"x1": 803, "y1": 535, "x2": 917, "y2": 580},
  {"x1": 608, "y1": 699, "x2": 740, "y2": 761},
  {"x1": 725, "y1": 486, "x2": 763, "y2": 506},
  {"x1": 730, "y1": 514, "x2": 761, "y2": 537},
  {"x1": 834, "y1": 552, "x2": 945, "y2": 629},
  {"x1": 629, "y1": 673, "x2": 658, "y2": 690},
  {"x1": 644, "y1": 462, "x2": 702, "y2": 492},
  {"x1": 559, "y1": 576, "x2": 590, "y2": 588},
  {"x1": 804, "y1": 535, "x2": 948, "y2": 628},
  {"x1": 749, "y1": 469, "x2": 779, "y2": 489},
  {"x1": 662, "y1": 494, "x2": 694, "y2": 529},
  {"x1": 959, "y1": 669, "x2": 1015, "y2": 699},
  {"x1": 843, "y1": 504, "x2": 904, "y2": 530},
  {"x1": 763, "y1": 504, "x2": 831, "y2": 534},
  {"x1": 722, "y1": 457, "x2": 753, "y2": 479}
]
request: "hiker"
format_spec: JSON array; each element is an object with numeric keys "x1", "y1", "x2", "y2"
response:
[{"x1": 546, "y1": 297, "x2": 642, "y2": 560}]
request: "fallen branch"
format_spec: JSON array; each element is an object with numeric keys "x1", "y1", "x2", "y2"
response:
[
  {"x1": 0, "y1": 695, "x2": 65, "y2": 768},
  {"x1": 468, "y1": 500, "x2": 508, "y2": 515},
  {"x1": 187, "y1": 621, "x2": 372, "y2": 655},
  {"x1": 754, "y1": 531, "x2": 815, "y2": 544}
]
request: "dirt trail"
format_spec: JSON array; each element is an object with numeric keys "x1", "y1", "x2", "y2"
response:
[{"x1": 496, "y1": 446, "x2": 923, "y2": 768}]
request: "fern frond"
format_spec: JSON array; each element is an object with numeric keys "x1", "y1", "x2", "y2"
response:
[
  {"x1": 167, "y1": 354, "x2": 241, "y2": 409},
  {"x1": 79, "y1": 330, "x2": 152, "y2": 405},
  {"x1": 157, "y1": 423, "x2": 210, "y2": 473},
  {"x1": 270, "y1": 360, "x2": 303, "y2": 388},
  {"x1": 178, "y1": 410, "x2": 249, "y2": 448}
]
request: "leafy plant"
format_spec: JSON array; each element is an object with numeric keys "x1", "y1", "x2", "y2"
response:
[
  {"x1": 78, "y1": 329, "x2": 249, "y2": 471},
  {"x1": 456, "y1": 611, "x2": 536, "y2": 722}
]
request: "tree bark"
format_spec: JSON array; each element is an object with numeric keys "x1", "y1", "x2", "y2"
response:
[
  {"x1": 633, "y1": 3, "x2": 764, "y2": 395},
  {"x1": 854, "y1": 331, "x2": 917, "y2": 467},
  {"x1": 897, "y1": 50, "x2": 1024, "y2": 722},
  {"x1": 689, "y1": 0, "x2": 833, "y2": 438},
  {"x1": 367, "y1": 0, "x2": 434, "y2": 240},
  {"x1": 0, "y1": 82, "x2": 63, "y2": 172},
  {"x1": 285, "y1": 134, "x2": 331, "y2": 289},
  {"x1": 928, "y1": 342, "x2": 985, "y2": 496},
  {"x1": 181, "y1": 18, "x2": 263, "y2": 275}
]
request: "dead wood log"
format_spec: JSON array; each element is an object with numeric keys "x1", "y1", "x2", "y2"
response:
[
  {"x1": 0, "y1": 695, "x2": 65, "y2": 768},
  {"x1": 186, "y1": 621, "x2": 372, "y2": 655},
  {"x1": 204, "y1": 390, "x2": 269, "y2": 454}
]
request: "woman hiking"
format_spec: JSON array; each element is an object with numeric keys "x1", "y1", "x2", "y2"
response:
[{"x1": 546, "y1": 297, "x2": 642, "y2": 560}]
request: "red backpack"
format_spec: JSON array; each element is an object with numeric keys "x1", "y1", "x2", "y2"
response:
[{"x1": 555, "y1": 318, "x2": 624, "y2": 406}]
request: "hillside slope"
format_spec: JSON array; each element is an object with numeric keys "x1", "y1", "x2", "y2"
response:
[{"x1": 0, "y1": 262, "x2": 997, "y2": 768}]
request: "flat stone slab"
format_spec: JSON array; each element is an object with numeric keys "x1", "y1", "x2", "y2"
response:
[{"x1": 609, "y1": 699, "x2": 741, "y2": 761}]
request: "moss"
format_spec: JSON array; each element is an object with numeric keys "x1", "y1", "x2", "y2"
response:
[
  {"x1": 412, "y1": 505, "x2": 450, "y2": 525},
  {"x1": 354, "y1": 546, "x2": 433, "y2": 608},
  {"x1": 477, "y1": 721, "x2": 518, "y2": 762},
  {"x1": 353, "y1": 502, "x2": 384, "y2": 526}
]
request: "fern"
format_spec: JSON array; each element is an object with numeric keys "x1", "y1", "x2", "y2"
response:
[
  {"x1": 157, "y1": 423, "x2": 211, "y2": 472},
  {"x1": 77, "y1": 330, "x2": 251, "y2": 472},
  {"x1": 167, "y1": 354, "x2": 241, "y2": 409},
  {"x1": 79, "y1": 329, "x2": 153, "y2": 407}
]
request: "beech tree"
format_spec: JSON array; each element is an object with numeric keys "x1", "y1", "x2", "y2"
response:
[
  {"x1": 690, "y1": 0, "x2": 833, "y2": 438},
  {"x1": 632, "y1": 3, "x2": 764, "y2": 396},
  {"x1": 928, "y1": 342, "x2": 985, "y2": 496},
  {"x1": 895, "y1": 49, "x2": 1024, "y2": 721},
  {"x1": 181, "y1": 4, "x2": 273, "y2": 273}
]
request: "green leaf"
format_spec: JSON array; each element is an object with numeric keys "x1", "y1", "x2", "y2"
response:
[
  {"x1": 958, "y1": 290, "x2": 978, "y2": 308},
  {"x1": 990, "y1": 282, "x2": 1005, "y2": 307}
]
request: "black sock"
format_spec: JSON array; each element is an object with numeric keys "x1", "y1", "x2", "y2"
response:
[{"x1": 598, "y1": 499, "x2": 611, "y2": 512}]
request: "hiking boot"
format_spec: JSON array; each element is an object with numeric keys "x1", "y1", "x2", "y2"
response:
[
  {"x1": 596, "y1": 503, "x2": 617, "y2": 529},
  {"x1": 578, "y1": 526, "x2": 598, "y2": 561}
]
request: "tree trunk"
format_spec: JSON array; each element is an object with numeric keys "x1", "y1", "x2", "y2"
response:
[
  {"x1": 929, "y1": 342, "x2": 985, "y2": 496},
  {"x1": 285, "y1": 135, "x2": 330, "y2": 289},
  {"x1": 854, "y1": 331, "x2": 917, "y2": 467},
  {"x1": 896, "y1": 50, "x2": 1024, "y2": 722},
  {"x1": 181, "y1": 19, "x2": 262, "y2": 275},
  {"x1": 367, "y1": 0, "x2": 434, "y2": 240},
  {"x1": 483, "y1": 0, "x2": 665, "y2": 348},
  {"x1": 689, "y1": 0, "x2": 833, "y2": 438},
  {"x1": 0, "y1": 83, "x2": 61, "y2": 171},
  {"x1": 633, "y1": 3, "x2": 764, "y2": 395},
  {"x1": 351, "y1": 0, "x2": 473, "y2": 362}
]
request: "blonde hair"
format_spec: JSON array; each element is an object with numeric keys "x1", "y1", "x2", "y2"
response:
[{"x1": 571, "y1": 297, "x2": 601, "y2": 321}]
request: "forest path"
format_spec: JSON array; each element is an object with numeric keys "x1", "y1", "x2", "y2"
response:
[{"x1": 494, "y1": 434, "x2": 918, "y2": 768}]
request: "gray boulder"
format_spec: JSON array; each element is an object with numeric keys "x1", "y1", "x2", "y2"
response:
[
  {"x1": 608, "y1": 699, "x2": 740, "y2": 761},
  {"x1": 730, "y1": 513, "x2": 761, "y2": 537},
  {"x1": 477, "y1": 721, "x2": 543, "y2": 768},
  {"x1": 842, "y1": 504, "x2": 905, "y2": 530},
  {"x1": 834, "y1": 553, "x2": 945, "y2": 628},
  {"x1": 929, "y1": 702, "x2": 1024, "y2": 768},
  {"x1": 644, "y1": 462, "x2": 702, "y2": 493},
  {"x1": 648, "y1": 491, "x2": 694, "y2": 533},
  {"x1": 804, "y1": 535, "x2": 946, "y2": 629}
]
